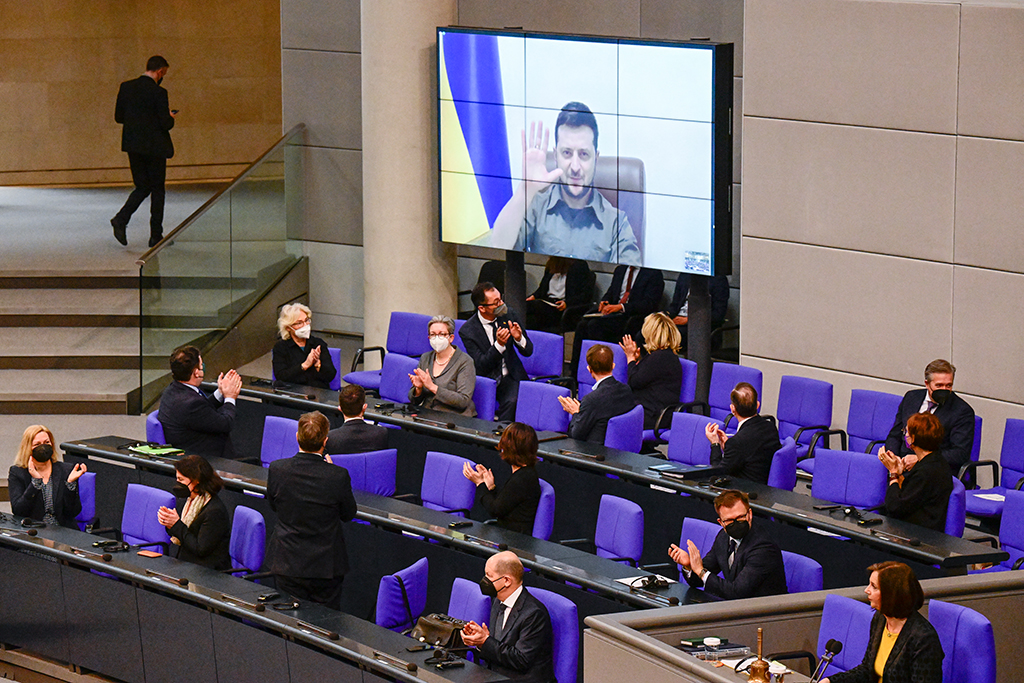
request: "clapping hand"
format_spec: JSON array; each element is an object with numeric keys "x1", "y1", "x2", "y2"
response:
[
  {"x1": 704, "y1": 422, "x2": 727, "y2": 447},
  {"x1": 495, "y1": 325, "x2": 511, "y2": 345},
  {"x1": 668, "y1": 542, "x2": 691, "y2": 569},
  {"x1": 157, "y1": 505, "x2": 179, "y2": 528},
  {"x1": 68, "y1": 462, "x2": 88, "y2": 483},
  {"x1": 558, "y1": 395, "x2": 581, "y2": 415},
  {"x1": 508, "y1": 322, "x2": 523, "y2": 342},
  {"x1": 461, "y1": 620, "x2": 490, "y2": 647},
  {"x1": 218, "y1": 369, "x2": 242, "y2": 399},
  {"x1": 413, "y1": 367, "x2": 436, "y2": 393},
  {"x1": 303, "y1": 345, "x2": 321, "y2": 371},
  {"x1": 878, "y1": 447, "x2": 904, "y2": 476},
  {"x1": 619, "y1": 334, "x2": 640, "y2": 363}
]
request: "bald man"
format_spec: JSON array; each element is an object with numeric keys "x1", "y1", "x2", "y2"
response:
[{"x1": 461, "y1": 551, "x2": 556, "y2": 683}]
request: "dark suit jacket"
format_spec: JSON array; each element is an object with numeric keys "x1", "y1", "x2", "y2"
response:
[
  {"x1": 830, "y1": 611, "x2": 944, "y2": 683},
  {"x1": 168, "y1": 494, "x2": 231, "y2": 570},
  {"x1": 885, "y1": 389, "x2": 975, "y2": 472},
  {"x1": 478, "y1": 587, "x2": 556, "y2": 683},
  {"x1": 684, "y1": 522, "x2": 787, "y2": 600},
  {"x1": 479, "y1": 465, "x2": 542, "y2": 535},
  {"x1": 567, "y1": 377, "x2": 636, "y2": 445},
  {"x1": 627, "y1": 348, "x2": 682, "y2": 430},
  {"x1": 114, "y1": 75, "x2": 174, "y2": 158},
  {"x1": 666, "y1": 274, "x2": 730, "y2": 326},
  {"x1": 159, "y1": 381, "x2": 236, "y2": 460},
  {"x1": 884, "y1": 451, "x2": 953, "y2": 532},
  {"x1": 325, "y1": 419, "x2": 389, "y2": 455},
  {"x1": 710, "y1": 414, "x2": 781, "y2": 484},
  {"x1": 266, "y1": 451, "x2": 358, "y2": 579},
  {"x1": 600, "y1": 266, "x2": 664, "y2": 319},
  {"x1": 272, "y1": 336, "x2": 336, "y2": 389},
  {"x1": 460, "y1": 311, "x2": 534, "y2": 383},
  {"x1": 530, "y1": 259, "x2": 592, "y2": 308},
  {"x1": 8, "y1": 462, "x2": 83, "y2": 529}
]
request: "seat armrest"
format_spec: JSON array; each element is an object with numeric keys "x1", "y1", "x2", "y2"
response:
[
  {"x1": 1013, "y1": 557, "x2": 1024, "y2": 571},
  {"x1": 392, "y1": 493, "x2": 422, "y2": 504},
  {"x1": 559, "y1": 537, "x2": 595, "y2": 552},
  {"x1": 440, "y1": 507, "x2": 471, "y2": 516},
  {"x1": 866, "y1": 438, "x2": 886, "y2": 453},
  {"x1": 958, "y1": 460, "x2": 998, "y2": 489},
  {"x1": 792, "y1": 425, "x2": 830, "y2": 447},
  {"x1": 349, "y1": 346, "x2": 386, "y2": 373},
  {"x1": 677, "y1": 400, "x2": 710, "y2": 417},
  {"x1": 652, "y1": 403, "x2": 685, "y2": 440},
  {"x1": 91, "y1": 527, "x2": 122, "y2": 542},
  {"x1": 806, "y1": 429, "x2": 847, "y2": 460},
  {"x1": 547, "y1": 375, "x2": 578, "y2": 395},
  {"x1": 603, "y1": 556, "x2": 638, "y2": 567},
  {"x1": 1015, "y1": 476, "x2": 1024, "y2": 491}
]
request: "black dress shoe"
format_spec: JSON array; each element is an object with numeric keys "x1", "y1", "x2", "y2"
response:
[
  {"x1": 149, "y1": 235, "x2": 163, "y2": 248},
  {"x1": 111, "y1": 218, "x2": 127, "y2": 245}
]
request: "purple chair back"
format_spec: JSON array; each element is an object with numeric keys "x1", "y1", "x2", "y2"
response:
[
  {"x1": 782, "y1": 550, "x2": 823, "y2": 593},
  {"x1": 605, "y1": 404, "x2": 644, "y2": 453},
  {"x1": 386, "y1": 312, "x2": 433, "y2": 357},
  {"x1": 75, "y1": 472, "x2": 97, "y2": 531},
  {"x1": 929, "y1": 599, "x2": 996, "y2": 683},
  {"x1": 818, "y1": 594, "x2": 876, "y2": 674},
  {"x1": 515, "y1": 381, "x2": 571, "y2": 433},
  {"x1": 995, "y1": 489, "x2": 1024, "y2": 569},
  {"x1": 121, "y1": 484, "x2": 174, "y2": 548},
  {"x1": 945, "y1": 477, "x2": 966, "y2": 537},
  {"x1": 330, "y1": 449, "x2": 398, "y2": 497},
  {"x1": 447, "y1": 577, "x2": 490, "y2": 630},
  {"x1": 594, "y1": 494, "x2": 643, "y2": 565},
  {"x1": 328, "y1": 347, "x2": 343, "y2": 391},
  {"x1": 708, "y1": 363, "x2": 763, "y2": 425},
  {"x1": 532, "y1": 479, "x2": 556, "y2": 541},
  {"x1": 666, "y1": 413, "x2": 721, "y2": 466},
  {"x1": 375, "y1": 557, "x2": 428, "y2": 632},
  {"x1": 378, "y1": 353, "x2": 419, "y2": 404},
  {"x1": 846, "y1": 389, "x2": 903, "y2": 452},
  {"x1": 522, "y1": 330, "x2": 564, "y2": 379},
  {"x1": 229, "y1": 505, "x2": 266, "y2": 572},
  {"x1": 673, "y1": 517, "x2": 721, "y2": 581},
  {"x1": 971, "y1": 415, "x2": 982, "y2": 464},
  {"x1": 999, "y1": 419, "x2": 1024, "y2": 488},
  {"x1": 451, "y1": 319, "x2": 467, "y2": 352},
  {"x1": 577, "y1": 340, "x2": 628, "y2": 398},
  {"x1": 768, "y1": 437, "x2": 798, "y2": 491},
  {"x1": 531, "y1": 588, "x2": 580, "y2": 683},
  {"x1": 260, "y1": 415, "x2": 299, "y2": 468},
  {"x1": 421, "y1": 451, "x2": 476, "y2": 516},
  {"x1": 679, "y1": 357, "x2": 698, "y2": 403},
  {"x1": 146, "y1": 411, "x2": 165, "y2": 444},
  {"x1": 776, "y1": 375, "x2": 833, "y2": 445},
  {"x1": 810, "y1": 449, "x2": 888, "y2": 508},
  {"x1": 473, "y1": 376, "x2": 497, "y2": 421}
]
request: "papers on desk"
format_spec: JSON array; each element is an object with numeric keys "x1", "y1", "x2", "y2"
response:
[{"x1": 974, "y1": 493, "x2": 1006, "y2": 501}]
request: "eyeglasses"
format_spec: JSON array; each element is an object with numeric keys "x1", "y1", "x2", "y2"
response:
[
  {"x1": 429, "y1": 333, "x2": 451, "y2": 339},
  {"x1": 291, "y1": 318, "x2": 311, "y2": 327},
  {"x1": 481, "y1": 299, "x2": 504, "y2": 308},
  {"x1": 719, "y1": 511, "x2": 749, "y2": 525}
]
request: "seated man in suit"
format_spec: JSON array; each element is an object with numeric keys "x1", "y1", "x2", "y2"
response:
[
  {"x1": 669, "y1": 489, "x2": 787, "y2": 600},
  {"x1": 570, "y1": 265, "x2": 664, "y2": 372},
  {"x1": 325, "y1": 384, "x2": 389, "y2": 454},
  {"x1": 158, "y1": 345, "x2": 241, "y2": 460},
  {"x1": 885, "y1": 358, "x2": 975, "y2": 475},
  {"x1": 460, "y1": 282, "x2": 534, "y2": 421},
  {"x1": 266, "y1": 411, "x2": 358, "y2": 610},
  {"x1": 704, "y1": 382, "x2": 781, "y2": 484},
  {"x1": 461, "y1": 551, "x2": 556, "y2": 683},
  {"x1": 558, "y1": 344, "x2": 636, "y2": 444}
]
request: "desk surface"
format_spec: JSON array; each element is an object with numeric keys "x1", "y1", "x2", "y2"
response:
[{"x1": 210, "y1": 378, "x2": 1007, "y2": 570}]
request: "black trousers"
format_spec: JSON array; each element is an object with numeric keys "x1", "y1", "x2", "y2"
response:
[
  {"x1": 571, "y1": 313, "x2": 637, "y2": 373},
  {"x1": 274, "y1": 573, "x2": 345, "y2": 611},
  {"x1": 115, "y1": 152, "x2": 167, "y2": 237},
  {"x1": 496, "y1": 376, "x2": 521, "y2": 422}
]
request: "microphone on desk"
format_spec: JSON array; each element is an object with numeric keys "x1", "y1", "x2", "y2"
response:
[{"x1": 809, "y1": 638, "x2": 843, "y2": 683}]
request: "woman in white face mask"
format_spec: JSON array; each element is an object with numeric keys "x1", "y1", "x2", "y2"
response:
[
  {"x1": 409, "y1": 315, "x2": 477, "y2": 416},
  {"x1": 272, "y1": 303, "x2": 337, "y2": 389}
]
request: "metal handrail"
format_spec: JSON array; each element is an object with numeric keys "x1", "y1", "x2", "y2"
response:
[{"x1": 135, "y1": 123, "x2": 306, "y2": 267}]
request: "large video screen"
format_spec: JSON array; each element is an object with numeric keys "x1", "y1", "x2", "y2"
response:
[{"x1": 438, "y1": 28, "x2": 733, "y2": 275}]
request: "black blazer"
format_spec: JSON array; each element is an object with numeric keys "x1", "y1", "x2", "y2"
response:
[
  {"x1": 567, "y1": 377, "x2": 636, "y2": 445},
  {"x1": 8, "y1": 462, "x2": 83, "y2": 529},
  {"x1": 599, "y1": 266, "x2": 664, "y2": 319},
  {"x1": 272, "y1": 336, "x2": 336, "y2": 389},
  {"x1": 830, "y1": 611, "x2": 944, "y2": 683},
  {"x1": 683, "y1": 521, "x2": 787, "y2": 600},
  {"x1": 479, "y1": 465, "x2": 542, "y2": 535},
  {"x1": 266, "y1": 452, "x2": 358, "y2": 579},
  {"x1": 477, "y1": 587, "x2": 556, "y2": 683},
  {"x1": 168, "y1": 494, "x2": 231, "y2": 570},
  {"x1": 884, "y1": 452, "x2": 953, "y2": 532},
  {"x1": 627, "y1": 348, "x2": 682, "y2": 430},
  {"x1": 158, "y1": 381, "x2": 236, "y2": 460},
  {"x1": 885, "y1": 389, "x2": 975, "y2": 472},
  {"x1": 710, "y1": 414, "x2": 781, "y2": 484},
  {"x1": 460, "y1": 311, "x2": 534, "y2": 383},
  {"x1": 325, "y1": 419, "x2": 389, "y2": 455},
  {"x1": 666, "y1": 274, "x2": 730, "y2": 326},
  {"x1": 529, "y1": 259, "x2": 592, "y2": 308},
  {"x1": 114, "y1": 75, "x2": 174, "y2": 158}
]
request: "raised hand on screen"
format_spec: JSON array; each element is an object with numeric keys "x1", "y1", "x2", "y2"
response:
[{"x1": 522, "y1": 121, "x2": 564, "y2": 190}]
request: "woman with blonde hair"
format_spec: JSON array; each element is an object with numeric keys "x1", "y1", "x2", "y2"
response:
[
  {"x1": 620, "y1": 312, "x2": 683, "y2": 431},
  {"x1": 272, "y1": 302, "x2": 336, "y2": 389},
  {"x1": 9, "y1": 425, "x2": 87, "y2": 528}
]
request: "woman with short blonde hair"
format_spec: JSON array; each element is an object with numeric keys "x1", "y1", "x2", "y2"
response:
[
  {"x1": 9, "y1": 425, "x2": 87, "y2": 528},
  {"x1": 620, "y1": 312, "x2": 683, "y2": 431},
  {"x1": 272, "y1": 302, "x2": 337, "y2": 389}
]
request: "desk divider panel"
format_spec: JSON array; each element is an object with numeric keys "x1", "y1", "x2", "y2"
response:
[
  {"x1": 285, "y1": 640, "x2": 363, "y2": 683},
  {"x1": 136, "y1": 587, "x2": 218, "y2": 683},
  {"x1": 211, "y1": 616, "x2": 291, "y2": 683},
  {"x1": 0, "y1": 547, "x2": 70, "y2": 664}
]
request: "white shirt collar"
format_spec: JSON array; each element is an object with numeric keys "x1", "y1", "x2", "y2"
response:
[
  {"x1": 734, "y1": 414, "x2": 752, "y2": 432},
  {"x1": 501, "y1": 584, "x2": 524, "y2": 613},
  {"x1": 591, "y1": 375, "x2": 612, "y2": 390}
]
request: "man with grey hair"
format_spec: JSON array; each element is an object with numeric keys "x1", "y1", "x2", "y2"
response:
[{"x1": 461, "y1": 551, "x2": 556, "y2": 683}]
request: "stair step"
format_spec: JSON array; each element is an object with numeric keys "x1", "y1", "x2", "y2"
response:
[
  {"x1": 0, "y1": 369, "x2": 139, "y2": 414},
  {"x1": 0, "y1": 289, "x2": 138, "y2": 316}
]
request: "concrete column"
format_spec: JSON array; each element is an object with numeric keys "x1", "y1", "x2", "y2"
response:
[{"x1": 361, "y1": 0, "x2": 458, "y2": 356}]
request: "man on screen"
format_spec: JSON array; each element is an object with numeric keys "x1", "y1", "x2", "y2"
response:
[{"x1": 490, "y1": 102, "x2": 641, "y2": 266}]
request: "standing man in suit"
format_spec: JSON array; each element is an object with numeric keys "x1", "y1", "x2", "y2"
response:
[
  {"x1": 669, "y1": 490, "x2": 787, "y2": 600},
  {"x1": 111, "y1": 55, "x2": 176, "y2": 248},
  {"x1": 158, "y1": 345, "x2": 241, "y2": 460},
  {"x1": 705, "y1": 382, "x2": 781, "y2": 484},
  {"x1": 325, "y1": 384, "x2": 389, "y2": 454},
  {"x1": 461, "y1": 551, "x2": 556, "y2": 683},
  {"x1": 460, "y1": 282, "x2": 534, "y2": 421},
  {"x1": 559, "y1": 344, "x2": 636, "y2": 444},
  {"x1": 570, "y1": 265, "x2": 664, "y2": 372},
  {"x1": 266, "y1": 411, "x2": 358, "y2": 610},
  {"x1": 885, "y1": 359, "x2": 975, "y2": 475}
]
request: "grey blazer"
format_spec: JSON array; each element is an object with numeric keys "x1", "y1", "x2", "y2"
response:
[{"x1": 409, "y1": 348, "x2": 477, "y2": 417}]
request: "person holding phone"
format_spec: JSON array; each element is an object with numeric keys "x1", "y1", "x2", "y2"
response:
[
  {"x1": 9, "y1": 425, "x2": 86, "y2": 529},
  {"x1": 157, "y1": 455, "x2": 231, "y2": 570}
]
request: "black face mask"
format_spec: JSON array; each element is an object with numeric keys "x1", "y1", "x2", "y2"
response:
[
  {"x1": 31, "y1": 444, "x2": 53, "y2": 463},
  {"x1": 479, "y1": 576, "x2": 500, "y2": 599},
  {"x1": 930, "y1": 389, "x2": 952, "y2": 407},
  {"x1": 172, "y1": 483, "x2": 191, "y2": 498},
  {"x1": 724, "y1": 518, "x2": 750, "y2": 540}
]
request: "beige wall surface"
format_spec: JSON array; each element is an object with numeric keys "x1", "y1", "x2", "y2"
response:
[{"x1": 0, "y1": 0, "x2": 282, "y2": 186}]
